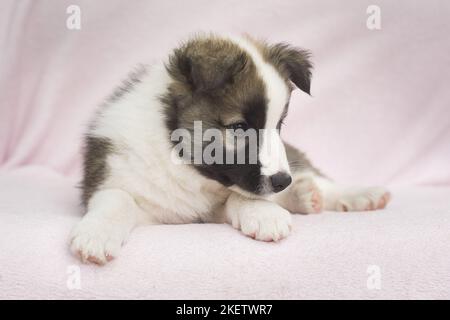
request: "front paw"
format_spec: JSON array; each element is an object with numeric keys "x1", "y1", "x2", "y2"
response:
[
  {"x1": 70, "y1": 217, "x2": 125, "y2": 265},
  {"x1": 283, "y1": 177, "x2": 323, "y2": 214},
  {"x1": 236, "y1": 205, "x2": 292, "y2": 242}
]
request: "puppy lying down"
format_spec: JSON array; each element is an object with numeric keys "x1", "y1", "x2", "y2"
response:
[{"x1": 71, "y1": 34, "x2": 390, "y2": 264}]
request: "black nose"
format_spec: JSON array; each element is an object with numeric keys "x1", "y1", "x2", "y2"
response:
[{"x1": 270, "y1": 172, "x2": 292, "y2": 193}]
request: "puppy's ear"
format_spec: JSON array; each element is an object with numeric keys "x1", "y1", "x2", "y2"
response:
[
  {"x1": 167, "y1": 41, "x2": 247, "y2": 93},
  {"x1": 266, "y1": 43, "x2": 312, "y2": 95}
]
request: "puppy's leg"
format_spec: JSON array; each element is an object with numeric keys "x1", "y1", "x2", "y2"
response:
[
  {"x1": 70, "y1": 189, "x2": 142, "y2": 265},
  {"x1": 224, "y1": 192, "x2": 292, "y2": 241},
  {"x1": 274, "y1": 172, "x2": 390, "y2": 213},
  {"x1": 314, "y1": 176, "x2": 391, "y2": 212},
  {"x1": 275, "y1": 143, "x2": 391, "y2": 213},
  {"x1": 272, "y1": 171, "x2": 324, "y2": 214}
]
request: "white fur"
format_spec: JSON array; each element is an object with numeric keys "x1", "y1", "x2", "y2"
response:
[
  {"x1": 90, "y1": 64, "x2": 229, "y2": 225},
  {"x1": 228, "y1": 36, "x2": 291, "y2": 177},
  {"x1": 225, "y1": 193, "x2": 292, "y2": 242},
  {"x1": 313, "y1": 176, "x2": 390, "y2": 212},
  {"x1": 273, "y1": 171, "x2": 390, "y2": 214},
  {"x1": 70, "y1": 36, "x2": 390, "y2": 264},
  {"x1": 70, "y1": 189, "x2": 140, "y2": 264},
  {"x1": 71, "y1": 63, "x2": 232, "y2": 262}
]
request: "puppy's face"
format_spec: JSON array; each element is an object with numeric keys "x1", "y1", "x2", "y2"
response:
[{"x1": 163, "y1": 35, "x2": 312, "y2": 197}]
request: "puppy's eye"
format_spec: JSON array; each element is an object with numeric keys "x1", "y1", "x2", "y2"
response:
[{"x1": 227, "y1": 122, "x2": 249, "y2": 131}]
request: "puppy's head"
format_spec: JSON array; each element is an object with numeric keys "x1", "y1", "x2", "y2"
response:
[{"x1": 163, "y1": 35, "x2": 312, "y2": 197}]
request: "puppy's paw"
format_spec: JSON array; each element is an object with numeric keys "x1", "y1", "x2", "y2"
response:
[
  {"x1": 285, "y1": 177, "x2": 323, "y2": 214},
  {"x1": 335, "y1": 187, "x2": 391, "y2": 212},
  {"x1": 238, "y1": 206, "x2": 292, "y2": 242},
  {"x1": 70, "y1": 217, "x2": 126, "y2": 265}
]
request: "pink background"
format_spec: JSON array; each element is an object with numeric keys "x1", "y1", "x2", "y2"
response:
[
  {"x1": 1, "y1": 0, "x2": 449, "y2": 186},
  {"x1": 1, "y1": 1, "x2": 450, "y2": 300}
]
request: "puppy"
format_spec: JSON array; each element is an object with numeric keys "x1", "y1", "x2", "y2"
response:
[{"x1": 70, "y1": 34, "x2": 390, "y2": 264}]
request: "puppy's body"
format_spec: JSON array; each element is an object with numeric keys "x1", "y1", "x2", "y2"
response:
[
  {"x1": 71, "y1": 34, "x2": 390, "y2": 264},
  {"x1": 85, "y1": 64, "x2": 228, "y2": 225}
]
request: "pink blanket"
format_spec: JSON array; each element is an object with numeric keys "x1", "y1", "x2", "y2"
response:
[
  {"x1": 0, "y1": 0, "x2": 449, "y2": 299},
  {"x1": 1, "y1": 168, "x2": 449, "y2": 299}
]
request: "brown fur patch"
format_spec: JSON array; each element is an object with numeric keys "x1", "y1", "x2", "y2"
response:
[
  {"x1": 284, "y1": 142, "x2": 322, "y2": 176},
  {"x1": 161, "y1": 35, "x2": 271, "y2": 192},
  {"x1": 249, "y1": 37, "x2": 313, "y2": 95},
  {"x1": 81, "y1": 136, "x2": 114, "y2": 206}
]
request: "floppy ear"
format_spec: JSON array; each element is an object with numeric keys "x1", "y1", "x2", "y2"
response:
[
  {"x1": 167, "y1": 45, "x2": 247, "y2": 93},
  {"x1": 266, "y1": 43, "x2": 312, "y2": 95}
]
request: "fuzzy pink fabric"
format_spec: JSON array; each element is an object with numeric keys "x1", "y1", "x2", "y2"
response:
[
  {"x1": 0, "y1": 0, "x2": 449, "y2": 299},
  {"x1": 0, "y1": 168, "x2": 449, "y2": 299}
]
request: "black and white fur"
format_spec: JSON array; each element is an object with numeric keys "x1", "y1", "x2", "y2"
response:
[{"x1": 70, "y1": 34, "x2": 390, "y2": 265}]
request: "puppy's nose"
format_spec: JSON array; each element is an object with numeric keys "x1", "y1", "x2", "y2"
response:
[{"x1": 270, "y1": 172, "x2": 292, "y2": 193}]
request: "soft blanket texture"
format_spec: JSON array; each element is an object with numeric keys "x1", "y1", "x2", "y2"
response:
[
  {"x1": 0, "y1": 168, "x2": 449, "y2": 299},
  {"x1": 0, "y1": 0, "x2": 449, "y2": 299}
]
